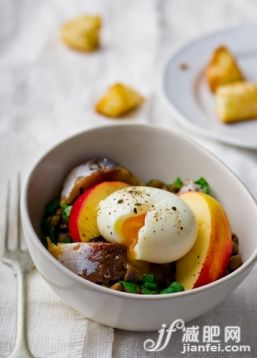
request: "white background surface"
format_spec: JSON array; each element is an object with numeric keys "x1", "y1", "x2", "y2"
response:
[{"x1": 0, "y1": 0, "x2": 257, "y2": 357}]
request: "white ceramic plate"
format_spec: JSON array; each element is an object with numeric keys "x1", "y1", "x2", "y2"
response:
[{"x1": 162, "y1": 24, "x2": 257, "y2": 148}]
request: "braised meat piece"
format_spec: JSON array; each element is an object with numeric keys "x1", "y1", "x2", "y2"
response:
[
  {"x1": 124, "y1": 263, "x2": 143, "y2": 282},
  {"x1": 149, "y1": 263, "x2": 176, "y2": 288},
  {"x1": 61, "y1": 157, "x2": 141, "y2": 204},
  {"x1": 84, "y1": 242, "x2": 127, "y2": 284},
  {"x1": 48, "y1": 241, "x2": 127, "y2": 284}
]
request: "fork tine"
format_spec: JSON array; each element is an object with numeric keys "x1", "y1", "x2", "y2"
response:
[
  {"x1": 16, "y1": 173, "x2": 22, "y2": 249},
  {"x1": 4, "y1": 180, "x2": 10, "y2": 252}
]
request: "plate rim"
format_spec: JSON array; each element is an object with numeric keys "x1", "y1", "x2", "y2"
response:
[{"x1": 160, "y1": 22, "x2": 257, "y2": 149}]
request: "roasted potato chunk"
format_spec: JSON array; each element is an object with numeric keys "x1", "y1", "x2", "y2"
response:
[
  {"x1": 60, "y1": 15, "x2": 101, "y2": 52},
  {"x1": 95, "y1": 83, "x2": 144, "y2": 118},
  {"x1": 216, "y1": 81, "x2": 257, "y2": 123},
  {"x1": 206, "y1": 46, "x2": 244, "y2": 93}
]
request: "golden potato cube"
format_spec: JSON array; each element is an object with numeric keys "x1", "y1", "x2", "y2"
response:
[
  {"x1": 206, "y1": 46, "x2": 244, "y2": 93},
  {"x1": 95, "y1": 83, "x2": 144, "y2": 118},
  {"x1": 216, "y1": 81, "x2": 257, "y2": 123},
  {"x1": 60, "y1": 15, "x2": 101, "y2": 52}
]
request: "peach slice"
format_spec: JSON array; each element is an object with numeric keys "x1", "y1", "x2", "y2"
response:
[
  {"x1": 69, "y1": 181, "x2": 128, "y2": 242},
  {"x1": 176, "y1": 192, "x2": 232, "y2": 290}
]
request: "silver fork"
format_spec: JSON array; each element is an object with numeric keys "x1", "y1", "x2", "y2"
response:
[{"x1": 2, "y1": 176, "x2": 34, "y2": 358}]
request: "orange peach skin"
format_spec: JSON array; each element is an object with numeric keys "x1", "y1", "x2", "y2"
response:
[
  {"x1": 176, "y1": 192, "x2": 232, "y2": 290},
  {"x1": 69, "y1": 181, "x2": 128, "y2": 242}
]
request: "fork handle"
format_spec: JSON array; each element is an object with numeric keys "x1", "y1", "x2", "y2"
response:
[{"x1": 9, "y1": 267, "x2": 33, "y2": 358}]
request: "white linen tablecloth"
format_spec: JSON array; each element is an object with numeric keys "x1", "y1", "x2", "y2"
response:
[{"x1": 0, "y1": 0, "x2": 257, "y2": 357}]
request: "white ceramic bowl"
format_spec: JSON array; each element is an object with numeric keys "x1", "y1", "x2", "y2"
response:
[{"x1": 22, "y1": 124, "x2": 257, "y2": 331}]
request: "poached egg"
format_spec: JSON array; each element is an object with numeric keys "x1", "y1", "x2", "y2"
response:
[{"x1": 97, "y1": 186, "x2": 197, "y2": 264}]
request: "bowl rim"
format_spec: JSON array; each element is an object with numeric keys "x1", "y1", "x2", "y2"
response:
[{"x1": 22, "y1": 123, "x2": 257, "y2": 300}]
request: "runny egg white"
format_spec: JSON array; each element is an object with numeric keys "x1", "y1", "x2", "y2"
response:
[{"x1": 97, "y1": 186, "x2": 197, "y2": 264}]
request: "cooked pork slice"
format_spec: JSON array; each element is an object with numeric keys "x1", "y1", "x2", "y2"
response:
[{"x1": 48, "y1": 241, "x2": 127, "y2": 284}]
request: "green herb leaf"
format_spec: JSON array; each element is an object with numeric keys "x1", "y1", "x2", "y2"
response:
[
  {"x1": 145, "y1": 179, "x2": 154, "y2": 186},
  {"x1": 142, "y1": 274, "x2": 157, "y2": 290},
  {"x1": 41, "y1": 217, "x2": 57, "y2": 245},
  {"x1": 173, "y1": 177, "x2": 183, "y2": 189},
  {"x1": 159, "y1": 287, "x2": 171, "y2": 294},
  {"x1": 62, "y1": 205, "x2": 72, "y2": 221},
  {"x1": 45, "y1": 199, "x2": 59, "y2": 215},
  {"x1": 120, "y1": 281, "x2": 139, "y2": 294},
  {"x1": 143, "y1": 282, "x2": 157, "y2": 290},
  {"x1": 58, "y1": 234, "x2": 72, "y2": 243},
  {"x1": 169, "y1": 282, "x2": 184, "y2": 292},
  {"x1": 142, "y1": 274, "x2": 155, "y2": 284},
  {"x1": 194, "y1": 177, "x2": 210, "y2": 194},
  {"x1": 141, "y1": 286, "x2": 156, "y2": 295},
  {"x1": 160, "y1": 282, "x2": 184, "y2": 294}
]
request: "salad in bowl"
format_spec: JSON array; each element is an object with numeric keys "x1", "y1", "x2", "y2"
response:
[
  {"x1": 22, "y1": 124, "x2": 257, "y2": 330},
  {"x1": 42, "y1": 157, "x2": 242, "y2": 295}
]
